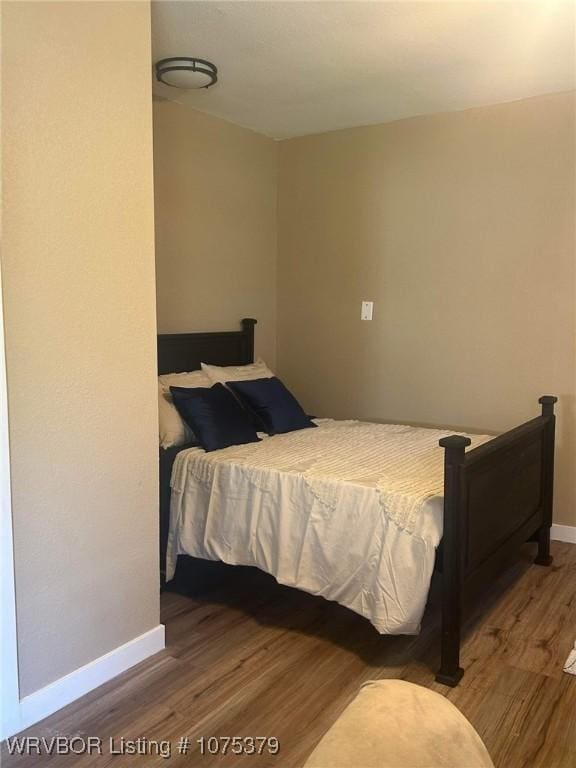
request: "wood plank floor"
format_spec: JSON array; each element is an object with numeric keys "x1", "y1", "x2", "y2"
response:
[{"x1": 2, "y1": 541, "x2": 575, "y2": 768}]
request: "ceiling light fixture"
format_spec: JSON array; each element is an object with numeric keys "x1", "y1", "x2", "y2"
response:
[{"x1": 155, "y1": 57, "x2": 218, "y2": 90}]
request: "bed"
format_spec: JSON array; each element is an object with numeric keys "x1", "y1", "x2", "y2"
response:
[{"x1": 158, "y1": 318, "x2": 557, "y2": 686}]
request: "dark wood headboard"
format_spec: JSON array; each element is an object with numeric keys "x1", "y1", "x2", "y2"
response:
[{"x1": 157, "y1": 318, "x2": 256, "y2": 375}]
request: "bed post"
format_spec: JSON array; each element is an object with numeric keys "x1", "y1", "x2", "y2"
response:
[
  {"x1": 435, "y1": 434, "x2": 471, "y2": 686},
  {"x1": 534, "y1": 395, "x2": 557, "y2": 567},
  {"x1": 241, "y1": 318, "x2": 257, "y2": 363}
]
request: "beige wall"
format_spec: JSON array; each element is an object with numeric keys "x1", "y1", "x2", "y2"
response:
[
  {"x1": 1, "y1": 1, "x2": 159, "y2": 696},
  {"x1": 153, "y1": 101, "x2": 278, "y2": 365},
  {"x1": 278, "y1": 92, "x2": 575, "y2": 527}
]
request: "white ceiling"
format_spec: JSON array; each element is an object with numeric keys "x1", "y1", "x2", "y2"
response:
[{"x1": 151, "y1": 1, "x2": 576, "y2": 139}]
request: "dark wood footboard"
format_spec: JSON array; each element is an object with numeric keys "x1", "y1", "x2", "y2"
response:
[{"x1": 435, "y1": 395, "x2": 557, "y2": 686}]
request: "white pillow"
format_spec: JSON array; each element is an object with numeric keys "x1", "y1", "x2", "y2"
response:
[
  {"x1": 158, "y1": 370, "x2": 212, "y2": 449},
  {"x1": 201, "y1": 358, "x2": 275, "y2": 386}
]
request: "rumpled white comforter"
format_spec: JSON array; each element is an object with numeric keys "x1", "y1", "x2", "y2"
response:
[{"x1": 167, "y1": 419, "x2": 490, "y2": 634}]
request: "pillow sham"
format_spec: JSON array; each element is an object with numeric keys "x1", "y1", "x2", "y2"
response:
[
  {"x1": 158, "y1": 370, "x2": 212, "y2": 449},
  {"x1": 227, "y1": 377, "x2": 317, "y2": 435},
  {"x1": 170, "y1": 383, "x2": 261, "y2": 452},
  {"x1": 201, "y1": 358, "x2": 274, "y2": 386}
]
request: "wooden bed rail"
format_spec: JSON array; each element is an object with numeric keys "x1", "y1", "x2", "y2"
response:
[{"x1": 435, "y1": 395, "x2": 557, "y2": 686}]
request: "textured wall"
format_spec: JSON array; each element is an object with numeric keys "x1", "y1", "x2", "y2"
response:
[
  {"x1": 1, "y1": 1, "x2": 159, "y2": 696},
  {"x1": 153, "y1": 101, "x2": 278, "y2": 365},
  {"x1": 278, "y1": 92, "x2": 575, "y2": 527}
]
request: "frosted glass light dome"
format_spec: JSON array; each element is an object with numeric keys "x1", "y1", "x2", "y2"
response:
[{"x1": 155, "y1": 58, "x2": 218, "y2": 90}]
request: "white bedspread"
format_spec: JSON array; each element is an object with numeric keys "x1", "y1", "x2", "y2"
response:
[{"x1": 167, "y1": 419, "x2": 490, "y2": 634}]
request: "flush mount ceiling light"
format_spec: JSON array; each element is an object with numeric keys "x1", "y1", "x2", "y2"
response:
[{"x1": 155, "y1": 57, "x2": 218, "y2": 90}]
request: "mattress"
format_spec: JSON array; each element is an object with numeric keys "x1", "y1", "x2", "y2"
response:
[{"x1": 167, "y1": 419, "x2": 490, "y2": 634}]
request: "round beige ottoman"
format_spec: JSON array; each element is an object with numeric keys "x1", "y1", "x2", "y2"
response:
[{"x1": 303, "y1": 680, "x2": 494, "y2": 768}]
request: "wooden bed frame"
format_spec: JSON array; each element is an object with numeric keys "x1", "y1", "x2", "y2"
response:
[{"x1": 158, "y1": 318, "x2": 557, "y2": 687}]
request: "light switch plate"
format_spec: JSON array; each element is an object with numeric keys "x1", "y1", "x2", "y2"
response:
[{"x1": 361, "y1": 301, "x2": 374, "y2": 321}]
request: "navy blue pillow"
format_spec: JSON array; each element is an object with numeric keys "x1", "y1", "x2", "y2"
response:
[
  {"x1": 227, "y1": 377, "x2": 316, "y2": 435},
  {"x1": 170, "y1": 384, "x2": 261, "y2": 452}
]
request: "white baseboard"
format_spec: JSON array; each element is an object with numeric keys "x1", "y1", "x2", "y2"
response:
[
  {"x1": 551, "y1": 524, "x2": 576, "y2": 544},
  {"x1": 8, "y1": 624, "x2": 165, "y2": 738}
]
